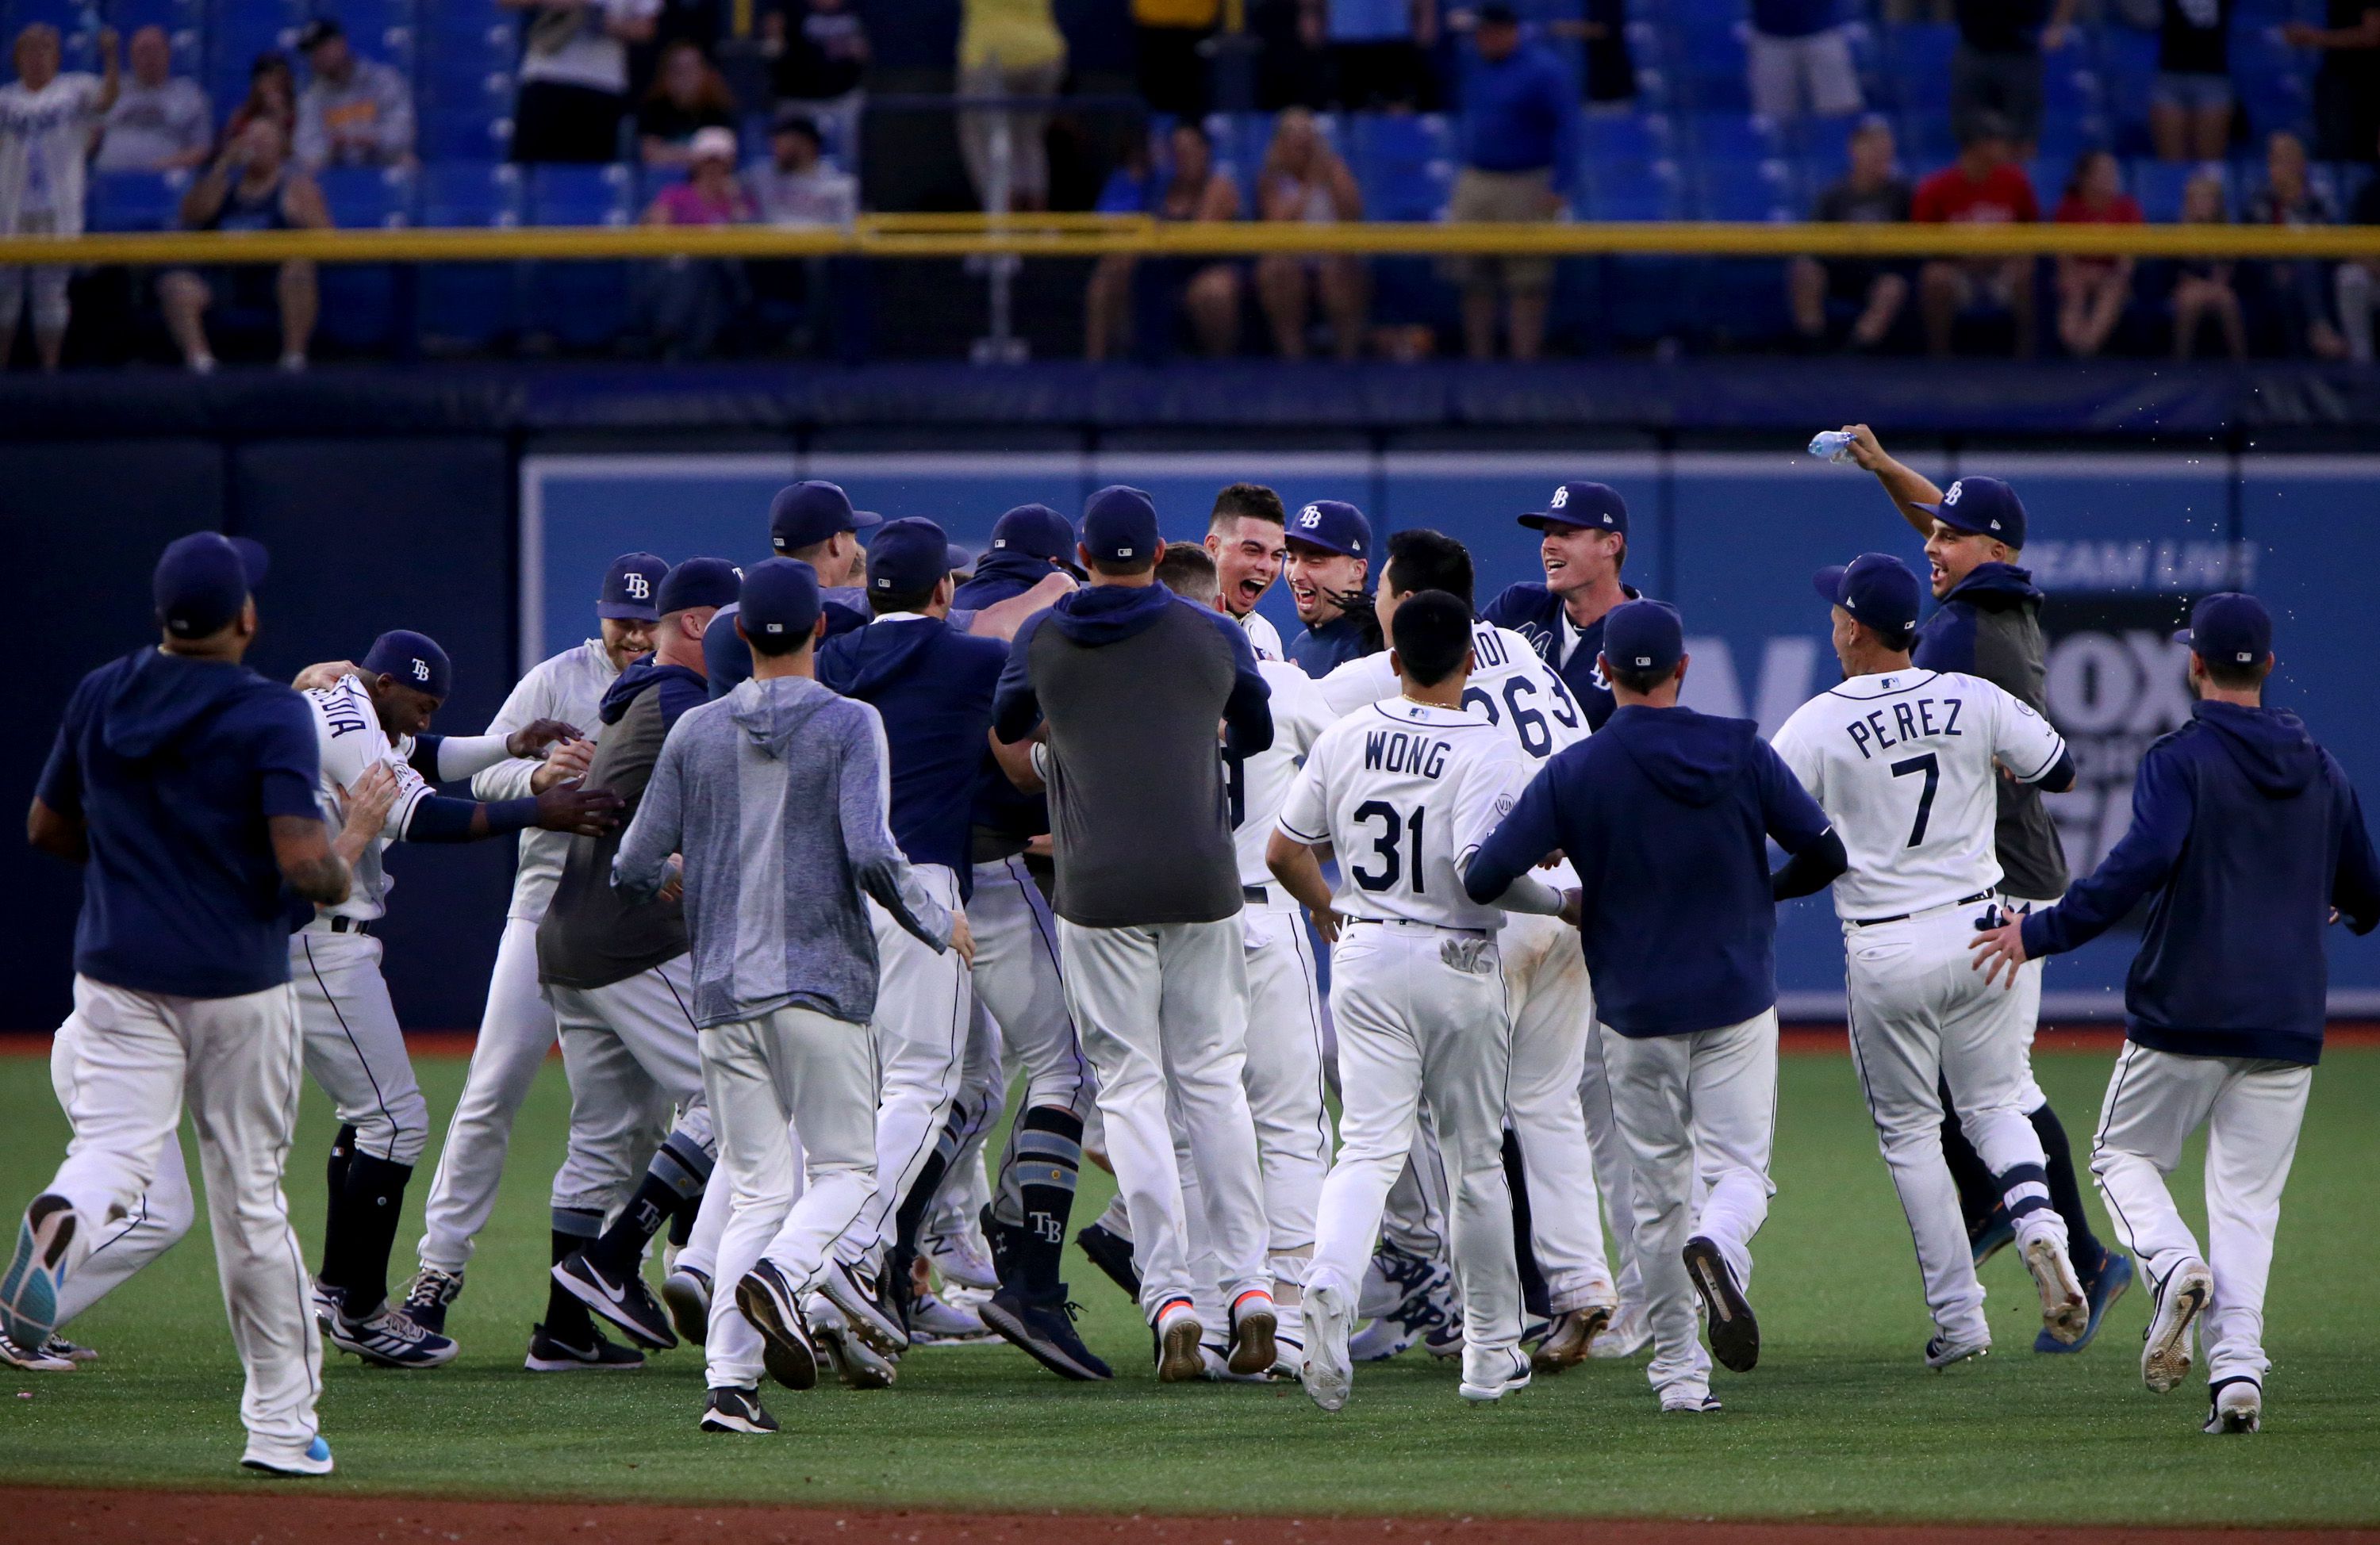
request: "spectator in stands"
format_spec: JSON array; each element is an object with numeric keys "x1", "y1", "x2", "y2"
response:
[
  {"x1": 1303, "y1": 0, "x2": 1436, "y2": 111},
  {"x1": 1445, "y1": 3, "x2": 1576, "y2": 361},
  {"x1": 222, "y1": 52, "x2": 296, "y2": 152},
  {"x1": 1084, "y1": 121, "x2": 1241, "y2": 360},
  {"x1": 2246, "y1": 129, "x2": 2347, "y2": 359},
  {"x1": 752, "y1": 108, "x2": 857, "y2": 225},
  {"x1": 2051, "y1": 148, "x2": 2142, "y2": 358},
  {"x1": 1948, "y1": 0, "x2": 2074, "y2": 155},
  {"x1": 1549, "y1": 0, "x2": 1637, "y2": 109},
  {"x1": 765, "y1": 0, "x2": 868, "y2": 164},
  {"x1": 2150, "y1": 0, "x2": 2234, "y2": 163},
  {"x1": 2, "y1": 22, "x2": 117, "y2": 372},
  {"x1": 1134, "y1": 0, "x2": 1217, "y2": 118},
  {"x1": 294, "y1": 17, "x2": 415, "y2": 171},
  {"x1": 160, "y1": 117, "x2": 331, "y2": 374},
  {"x1": 1254, "y1": 107, "x2": 1368, "y2": 360},
  {"x1": 96, "y1": 25, "x2": 209, "y2": 174},
  {"x1": 508, "y1": 0, "x2": 661, "y2": 163},
  {"x1": 958, "y1": 0, "x2": 1068, "y2": 213},
  {"x1": 1788, "y1": 114, "x2": 1910, "y2": 351},
  {"x1": 2336, "y1": 127, "x2": 2380, "y2": 362},
  {"x1": 2171, "y1": 167, "x2": 2246, "y2": 361},
  {"x1": 1912, "y1": 113, "x2": 2039, "y2": 358},
  {"x1": 639, "y1": 124, "x2": 752, "y2": 358},
  {"x1": 637, "y1": 38, "x2": 736, "y2": 168},
  {"x1": 2284, "y1": 2, "x2": 2380, "y2": 164},
  {"x1": 1746, "y1": 0, "x2": 1864, "y2": 122}
]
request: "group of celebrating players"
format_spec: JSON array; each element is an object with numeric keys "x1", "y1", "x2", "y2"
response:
[{"x1": 6, "y1": 424, "x2": 2374, "y2": 1474}]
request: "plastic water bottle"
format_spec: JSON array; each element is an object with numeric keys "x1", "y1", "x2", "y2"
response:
[{"x1": 1808, "y1": 429, "x2": 1856, "y2": 463}]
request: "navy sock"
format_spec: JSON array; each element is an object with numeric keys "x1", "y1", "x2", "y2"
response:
[
  {"x1": 545, "y1": 1208, "x2": 602, "y2": 1340},
  {"x1": 328, "y1": 1152, "x2": 413, "y2": 1319},
  {"x1": 1503, "y1": 1129, "x2": 1551, "y2": 1322},
  {"x1": 585, "y1": 1129, "x2": 712, "y2": 1277},
  {"x1": 2029, "y1": 1102, "x2": 2106, "y2": 1275},
  {"x1": 317, "y1": 1124, "x2": 358, "y2": 1287},
  {"x1": 1006, "y1": 1106, "x2": 1084, "y2": 1298}
]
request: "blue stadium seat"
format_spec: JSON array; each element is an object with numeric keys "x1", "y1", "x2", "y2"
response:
[
  {"x1": 313, "y1": 167, "x2": 414, "y2": 356},
  {"x1": 1349, "y1": 113, "x2": 1452, "y2": 222},
  {"x1": 2094, "y1": 21, "x2": 2160, "y2": 133},
  {"x1": 1785, "y1": 113, "x2": 1860, "y2": 209},
  {"x1": 2232, "y1": 25, "x2": 2313, "y2": 139},
  {"x1": 526, "y1": 163, "x2": 634, "y2": 350},
  {"x1": 418, "y1": 161, "x2": 523, "y2": 350},
  {"x1": 1696, "y1": 156, "x2": 1795, "y2": 221},
  {"x1": 1883, "y1": 23, "x2": 1959, "y2": 114},
  {"x1": 1693, "y1": 112, "x2": 1782, "y2": 166},
  {"x1": 1580, "y1": 110, "x2": 1672, "y2": 165},
  {"x1": 1583, "y1": 158, "x2": 1683, "y2": 221},
  {"x1": 420, "y1": 62, "x2": 516, "y2": 159},
  {"x1": 318, "y1": 165, "x2": 413, "y2": 229},
  {"x1": 2129, "y1": 159, "x2": 2205, "y2": 224},
  {"x1": 86, "y1": 169, "x2": 192, "y2": 232}
]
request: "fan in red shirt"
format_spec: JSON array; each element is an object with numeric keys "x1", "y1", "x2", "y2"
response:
[
  {"x1": 1913, "y1": 115, "x2": 2040, "y2": 357},
  {"x1": 2048, "y1": 149, "x2": 2144, "y2": 356}
]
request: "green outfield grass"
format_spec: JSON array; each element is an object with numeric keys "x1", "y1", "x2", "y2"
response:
[{"x1": 2, "y1": 1043, "x2": 2375, "y2": 1525}]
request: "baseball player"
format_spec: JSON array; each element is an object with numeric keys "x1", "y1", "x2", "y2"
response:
[
  {"x1": 534, "y1": 558, "x2": 746, "y2": 1371},
  {"x1": 1272, "y1": 589, "x2": 1572, "y2": 1409},
  {"x1": 612, "y1": 558, "x2": 967, "y2": 1436},
  {"x1": 297, "y1": 631, "x2": 616, "y2": 1368},
  {"x1": 1770, "y1": 554, "x2": 2089, "y2": 1367},
  {"x1": 6, "y1": 533, "x2": 347, "y2": 1473},
  {"x1": 1204, "y1": 481, "x2": 1290, "y2": 661},
  {"x1": 1839, "y1": 429, "x2": 2129, "y2": 1348},
  {"x1": 990, "y1": 486, "x2": 1278, "y2": 1382},
  {"x1": 1972, "y1": 592, "x2": 2380, "y2": 1436},
  {"x1": 1469, "y1": 600, "x2": 1848, "y2": 1413},
  {"x1": 405, "y1": 552, "x2": 668, "y2": 1336},
  {"x1": 1481, "y1": 481, "x2": 1646, "y2": 731},
  {"x1": 1284, "y1": 500, "x2": 1379, "y2": 677},
  {"x1": 1315, "y1": 530, "x2": 1621, "y2": 1371}
]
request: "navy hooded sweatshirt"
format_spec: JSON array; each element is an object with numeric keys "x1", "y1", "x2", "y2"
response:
[
  {"x1": 820, "y1": 614, "x2": 1008, "y2": 897},
  {"x1": 2020, "y1": 700, "x2": 2380, "y2": 1064},
  {"x1": 1483, "y1": 581, "x2": 1647, "y2": 731},
  {"x1": 1468, "y1": 703, "x2": 1838, "y2": 1037},
  {"x1": 953, "y1": 549, "x2": 1061, "y2": 610},
  {"x1": 36, "y1": 648, "x2": 324, "y2": 998}
]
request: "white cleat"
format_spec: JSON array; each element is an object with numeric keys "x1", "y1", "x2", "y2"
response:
[
  {"x1": 2021, "y1": 1233, "x2": 2090, "y2": 1346},
  {"x1": 1587, "y1": 1299, "x2": 1651, "y2": 1359},
  {"x1": 1154, "y1": 1300, "x2": 1205, "y2": 1383},
  {"x1": 1660, "y1": 1390, "x2": 1723, "y2": 1414},
  {"x1": 1300, "y1": 1281, "x2": 1354, "y2": 1413},
  {"x1": 1457, "y1": 1345, "x2": 1532, "y2": 1404},
  {"x1": 2204, "y1": 1378, "x2": 2262, "y2": 1436},
  {"x1": 1925, "y1": 1332, "x2": 1990, "y2": 1371},
  {"x1": 807, "y1": 1294, "x2": 896, "y2": 1390},
  {"x1": 2142, "y1": 1257, "x2": 2213, "y2": 1395}
]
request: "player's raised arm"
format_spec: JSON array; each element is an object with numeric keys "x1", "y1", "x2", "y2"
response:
[{"x1": 1841, "y1": 424, "x2": 1946, "y2": 539}]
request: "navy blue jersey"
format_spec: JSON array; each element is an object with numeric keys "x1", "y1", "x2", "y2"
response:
[
  {"x1": 1481, "y1": 581, "x2": 1645, "y2": 731},
  {"x1": 1288, "y1": 611, "x2": 1376, "y2": 678}
]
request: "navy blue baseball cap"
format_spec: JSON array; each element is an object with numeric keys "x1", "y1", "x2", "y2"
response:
[
  {"x1": 1081, "y1": 485, "x2": 1160, "y2": 565},
  {"x1": 868, "y1": 518, "x2": 953, "y2": 598},
  {"x1": 1814, "y1": 553, "x2": 1923, "y2": 646},
  {"x1": 2173, "y1": 592, "x2": 2271, "y2": 668},
  {"x1": 599, "y1": 550, "x2": 669, "y2": 623},
  {"x1": 769, "y1": 481, "x2": 881, "y2": 554},
  {"x1": 1601, "y1": 598, "x2": 1683, "y2": 677},
  {"x1": 1916, "y1": 476, "x2": 2026, "y2": 548},
  {"x1": 1286, "y1": 499, "x2": 1372, "y2": 560},
  {"x1": 739, "y1": 557, "x2": 823, "y2": 643},
  {"x1": 988, "y1": 503, "x2": 1075, "y2": 564},
  {"x1": 362, "y1": 629, "x2": 453, "y2": 699},
  {"x1": 657, "y1": 556, "x2": 743, "y2": 615},
  {"x1": 1519, "y1": 481, "x2": 1629, "y2": 535},
  {"x1": 153, "y1": 531, "x2": 268, "y2": 638}
]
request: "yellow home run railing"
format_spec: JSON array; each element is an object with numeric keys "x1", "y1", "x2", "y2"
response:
[{"x1": 2, "y1": 215, "x2": 2375, "y2": 266}]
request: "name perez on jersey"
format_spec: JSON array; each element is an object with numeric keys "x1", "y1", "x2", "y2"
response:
[{"x1": 1843, "y1": 693, "x2": 1967, "y2": 761}]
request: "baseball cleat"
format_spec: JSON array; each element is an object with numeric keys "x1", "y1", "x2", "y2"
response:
[
  {"x1": 701, "y1": 1385, "x2": 779, "y2": 1435},
  {"x1": 324, "y1": 1303, "x2": 459, "y2": 1369},
  {"x1": 1301, "y1": 1279, "x2": 1355, "y2": 1413},
  {"x1": 0, "y1": 1194, "x2": 79, "y2": 1352},
  {"x1": 2021, "y1": 1233, "x2": 2090, "y2": 1346},
  {"x1": 1074, "y1": 1222, "x2": 1142, "y2": 1302},
  {"x1": 1532, "y1": 1303, "x2": 1615, "y2": 1374},
  {"x1": 1154, "y1": 1300, "x2": 1205, "y2": 1383},
  {"x1": 2203, "y1": 1377, "x2": 2262, "y2": 1436},
  {"x1": 808, "y1": 1293, "x2": 896, "y2": 1390},
  {"x1": 43, "y1": 1335, "x2": 97, "y2": 1363},
  {"x1": 923, "y1": 1221, "x2": 1000, "y2": 1294},
  {"x1": 817, "y1": 1257, "x2": 908, "y2": 1356},
  {"x1": 2037, "y1": 1250, "x2": 2132, "y2": 1355},
  {"x1": 1227, "y1": 1290, "x2": 1278, "y2": 1377},
  {"x1": 735, "y1": 1259, "x2": 820, "y2": 1391},
  {"x1": 662, "y1": 1265, "x2": 712, "y2": 1346},
  {"x1": 1660, "y1": 1390, "x2": 1723, "y2": 1414},
  {"x1": 981, "y1": 1285, "x2": 1113, "y2": 1380},
  {"x1": 909, "y1": 1286, "x2": 995, "y2": 1344},
  {"x1": 2141, "y1": 1256, "x2": 2213, "y2": 1394},
  {"x1": 0, "y1": 1329, "x2": 75, "y2": 1371},
  {"x1": 1588, "y1": 1300, "x2": 1652, "y2": 1359},
  {"x1": 1925, "y1": 1333, "x2": 1990, "y2": 1370},
  {"x1": 1969, "y1": 1205, "x2": 2016, "y2": 1269},
  {"x1": 1457, "y1": 1346, "x2": 1532, "y2": 1404},
  {"x1": 400, "y1": 1266, "x2": 464, "y2": 1337},
  {"x1": 524, "y1": 1321, "x2": 644, "y2": 1372},
  {"x1": 1682, "y1": 1236, "x2": 1759, "y2": 1374},
  {"x1": 1352, "y1": 1249, "x2": 1457, "y2": 1362},
  {"x1": 240, "y1": 1435, "x2": 334, "y2": 1477},
  {"x1": 553, "y1": 1250, "x2": 678, "y2": 1351}
]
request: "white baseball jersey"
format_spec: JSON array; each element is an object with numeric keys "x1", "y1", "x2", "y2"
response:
[
  {"x1": 469, "y1": 639, "x2": 624, "y2": 922},
  {"x1": 305, "y1": 675, "x2": 434, "y2": 923},
  {"x1": 1240, "y1": 609, "x2": 1286, "y2": 663},
  {"x1": 1231, "y1": 659, "x2": 1339, "y2": 888},
  {"x1": 1278, "y1": 700, "x2": 1527, "y2": 931},
  {"x1": 1770, "y1": 668, "x2": 2067, "y2": 921}
]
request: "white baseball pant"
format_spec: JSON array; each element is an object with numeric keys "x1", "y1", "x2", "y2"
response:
[
  {"x1": 1599, "y1": 1010, "x2": 1779, "y2": 1405},
  {"x1": 1576, "y1": 1007, "x2": 1644, "y2": 1311},
  {"x1": 1500, "y1": 911, "x2": 1613, "y2": 1313},
  {"x1": 1313, "y1": 922, "x2": 1521, "y2": 1377},
  {"x1": 1058, "y1": 914, "x2": 1268, "y2": 1323},
  {"x1": 47, "y1": 1014, "x2": 196, "y2": 1326},
  {"x1": 545, "y1": 954, "x2": 714, "y2": 1217},
  {"x1": 1845, "y1": 905, "x2": 2063, "y2": 1345},
  {"x1": 702, "y1": 1007, "x2": 875, "y2": 1392},
  {"x1": 1998, "y1": 892, "x2": 2056, "y2": 1114},
  {"x1": 1242, "y1": 899, "x2": 1331, "y2": 1290},
  {"x1": 44, "y1": 975, "x2": 323, "y2": 1467},
  {"x1": 293, "y1": 926, "x2": 428, "y2": 1166},
  {"x1": 922, "y1": 995, "x2": 1002, "y2": 1251},
  {"x1": 969, "y1": 857, "x2": 1090, "y2": 1118},
  {"x1": 2091, "y1": 1041, "x2": 2311, "y2": 1390},
  {"x1": 416, "y1": 915, "x2": 562, "y2": 1275}
]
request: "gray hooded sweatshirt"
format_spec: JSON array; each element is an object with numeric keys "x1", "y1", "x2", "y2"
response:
[{"x1": 612, "y1": 674, "x2": 951, "y2": 1029}]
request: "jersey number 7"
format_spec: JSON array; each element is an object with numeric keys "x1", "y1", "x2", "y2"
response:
[{"x1": 1890, "y1": 752, "x2": 1940, "y2": 847}]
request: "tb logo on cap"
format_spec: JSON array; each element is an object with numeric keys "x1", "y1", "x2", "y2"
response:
[
  {"x1": 1549, "y1": 485, "x2": 1569, "y2": 509},
  {"x1": 411, "y1": 658, "x2": 431, "y2": 683},
  {"x1": 1297, "y1": 504, "x2": 1322, "y2": 530},
  {"x1": 1942, "y1": 481, "x2": 1963, "y2": 506},
  {"x1": 624, "y1": 573, "x2": 651, "y2": 600}
]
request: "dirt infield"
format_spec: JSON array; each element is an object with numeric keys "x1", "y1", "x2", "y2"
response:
[{"x1": 14, "y1": 1490, "x2": 2379, "y2": 1545}]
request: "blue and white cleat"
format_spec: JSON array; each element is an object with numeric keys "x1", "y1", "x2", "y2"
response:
[
  {"x1": 2037, "y1": 1250, "x2": 2133, "y2": 1355},
  {"x1": 242, "y1": 1435, "x2": 334, "y2": 1477},
  {"x1": 0, "y1": 1195, "x2": 78, "y2": 1352}
]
